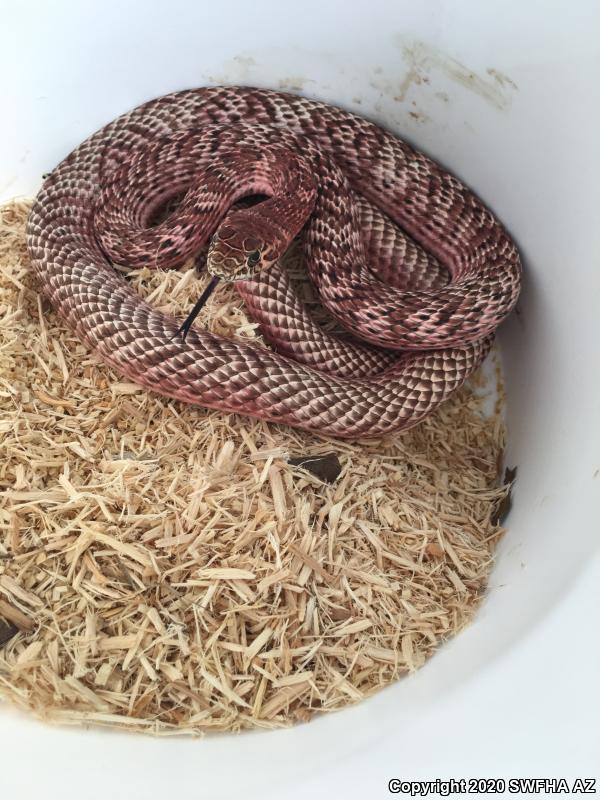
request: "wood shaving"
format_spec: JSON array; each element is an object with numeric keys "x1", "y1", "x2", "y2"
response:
[{"x1": 0, "y1": 199, "x2": 510, "y2": 734}]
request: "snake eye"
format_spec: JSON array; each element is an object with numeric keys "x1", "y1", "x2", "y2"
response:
[{"x1": 247, "y1": 250, "x2": 261, "y2": 268}]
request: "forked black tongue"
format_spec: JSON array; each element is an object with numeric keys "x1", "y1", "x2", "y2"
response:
[{"x1": 175, "y1": 275, "x2": 220, "y2": 341}]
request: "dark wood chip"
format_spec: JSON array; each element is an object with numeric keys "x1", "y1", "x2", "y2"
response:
[
  {"x1": 492, "y1": 465, "x2": 518, "y2": 525},
  {"x1": 504, "y1": 465, "x2": 518, "y2": 484},
  {"x1": 287, "y1": 452, "x2": 342, "y2": 484},
  {"x1": 0, "y1": 618, "x2": 19, "y2": 647}
]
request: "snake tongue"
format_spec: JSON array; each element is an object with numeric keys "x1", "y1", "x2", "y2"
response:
[{"x1": 175, "y1": 275, "x2": 221, "y2": 341}]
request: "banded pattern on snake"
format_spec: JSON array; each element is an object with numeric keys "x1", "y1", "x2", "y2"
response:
[{"x1": 26, "y1": 86, "x2": 521, "y2": 439}]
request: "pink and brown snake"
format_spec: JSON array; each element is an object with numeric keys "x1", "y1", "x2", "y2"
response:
[{"x1": 26, "y1": 86, "x2": 521, "y2": 439}]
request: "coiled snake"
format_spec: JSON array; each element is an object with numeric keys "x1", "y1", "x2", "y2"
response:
[{"x1": 26, "y1": 86, "x2": 521, "y2": 439}]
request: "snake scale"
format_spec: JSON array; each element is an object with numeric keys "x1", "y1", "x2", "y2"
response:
[{"x1": 26, "y1": 86, "x2": 521, "y2": 439}]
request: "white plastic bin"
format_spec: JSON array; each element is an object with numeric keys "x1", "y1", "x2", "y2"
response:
[{"x1": 1, "y1": 1, "x2": 599, "y2": 796}]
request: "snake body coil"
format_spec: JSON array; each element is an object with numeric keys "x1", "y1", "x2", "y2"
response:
[{"x1": 26, "y1": 86, "x2": 521, "y2": 438}]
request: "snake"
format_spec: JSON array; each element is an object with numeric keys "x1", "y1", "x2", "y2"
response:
[{"x1": 26, "y1": 86, "x2": 521, "y2": 439}]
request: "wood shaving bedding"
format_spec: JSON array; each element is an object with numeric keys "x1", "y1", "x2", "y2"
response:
[{"x1": 0, "y1": 200, "x2": 511, "y2": 734}]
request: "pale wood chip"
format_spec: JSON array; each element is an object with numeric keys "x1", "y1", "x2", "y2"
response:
[
  {"x1": 0, "y1": 575, "x2": 43, "y2": 608},
  {"x1": 0, "y1": 599, "x2": 35, "y2": 631}
]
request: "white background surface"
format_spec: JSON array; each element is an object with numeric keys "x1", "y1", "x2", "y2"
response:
[{"x1": 1, "y1": 1, "x2": 599, "y2": 796}]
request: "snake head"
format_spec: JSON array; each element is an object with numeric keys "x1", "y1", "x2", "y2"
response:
[{"x1": 206, "y1": 219, "x2": 278, "y2": 282}]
